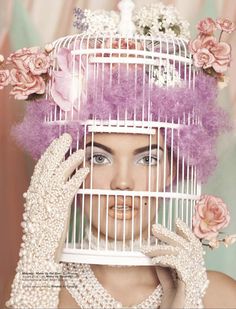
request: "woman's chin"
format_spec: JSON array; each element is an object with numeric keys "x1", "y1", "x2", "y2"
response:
[{"x1": 98, "y1": 225, "x2": 149, "y2": 242}]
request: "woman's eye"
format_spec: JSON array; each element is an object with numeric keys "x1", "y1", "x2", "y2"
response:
[
  {"x1": 90, "y1": 154, "x2": 111, "y2": 165},
  {"x1": 137, "y1": 156, "x2": 158, "y2": 166}
]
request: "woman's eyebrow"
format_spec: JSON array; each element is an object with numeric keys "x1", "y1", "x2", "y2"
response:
[
  {"x1": 133, "y1": 144, "x2": 164, "y2": 155},
  {"x1": 86, "y1": 142, "x2": 114, "y2": 154}
]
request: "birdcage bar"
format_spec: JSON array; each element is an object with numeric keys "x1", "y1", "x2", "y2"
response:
[{"x1": 44, "y1": 23, "x2": 202, "y2": 266}]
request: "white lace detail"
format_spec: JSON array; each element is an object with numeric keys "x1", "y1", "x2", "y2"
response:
[{"x1": 62, "y1": 262, "x2": 163, "y2": 308}]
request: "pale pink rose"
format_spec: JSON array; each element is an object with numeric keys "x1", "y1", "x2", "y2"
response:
[
  {"x1": 223, "y1": 234, "x2": 236, "y2": 248},
  {"x1": 197, "y1": 17, "x2": 216, "y2": 35},
  {"x1": 51, "y1": 48, "x2": 88, "y2": 111},
  {"x1": 188, "y1": 35, "x2": 217, "y2": 54},
  {"x1": 193, "y1": 48, "x2": 215, "y2": 69},
  {"x1": 212, "y1": 62, "x2": 229, "y2": 73},
  {"x1": 211, "y1": 42, "x2": 231, "y2": 73},
  {"x1": 188, "y1": 34, "x2": 217, "y2": 54},
  {"x1": 28, "y1": 53, "x2": 51, "y2": 75},
  {"x1": 216, "y1": 18, "x2": 236, "y2": 34},
  {"x1": 0, "y1": 70, "x2": 10, "y2": 89},
  {"x1": 188, "y1": 37, "x2": 202, "y2": 53},
  {"x1": 51, "y1": 71, "x2": 74, "y2": 111},
  {"x1": 10, "y1": 68, "x2": 45, "y2": 100},
  {"x1": 200, "y1": 34, "x2": 217, "y2": 49},
  {"x1": 7, "y1": 47, "x2": 40, "y2": 72},
  {"x1": 50, "y1": 48, "x2": 75, "y2": 111},
  {"x1": 208, "y1": 238, "x2": 220, "y2": 249},
  {"x1": 211, "y1": 42, "x2": 231, "y2": 60},
  {"x1": 192, "y1": 195, "x2": 230, "y2": 240}
]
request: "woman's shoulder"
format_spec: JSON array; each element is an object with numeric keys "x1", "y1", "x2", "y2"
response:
[{"x1": 204, "y1": 270, "x2": 236, "y2": 308}]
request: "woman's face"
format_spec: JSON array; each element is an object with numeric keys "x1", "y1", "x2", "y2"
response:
[{"x1": 82, "y1": 132, "x2": 172, "y2": 242}]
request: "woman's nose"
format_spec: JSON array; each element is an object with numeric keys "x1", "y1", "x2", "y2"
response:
[{"x1": 110, "y1": 161, "x2": 135, "y2": 190}]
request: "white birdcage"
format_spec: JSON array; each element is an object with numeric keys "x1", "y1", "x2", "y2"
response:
[{"x1": 44, "y1": 0, "x2": 200, "y2": 266}]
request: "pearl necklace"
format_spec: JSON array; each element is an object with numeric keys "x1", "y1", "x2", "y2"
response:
[{"x1": 62, "y1": 262, "x2": 163, "y2": 308}]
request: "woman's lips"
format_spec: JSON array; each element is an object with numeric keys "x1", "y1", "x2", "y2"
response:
[{"x1": 108, "y1": 204, "x2": 138, "y2": 220}]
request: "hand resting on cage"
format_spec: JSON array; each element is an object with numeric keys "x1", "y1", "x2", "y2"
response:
[{"x1": 142, "y1": 219, "x2": 208, "y2": 309}]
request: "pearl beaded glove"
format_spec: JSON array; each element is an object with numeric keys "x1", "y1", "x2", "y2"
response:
[
  {"x1": 6, "y1": 133, "x2": 89, "y2": 309},
  {"x1": 142, "y1": 218, "x2": 209, "y2": 309}
]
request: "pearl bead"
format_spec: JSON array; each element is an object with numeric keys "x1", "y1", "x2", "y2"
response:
[
  {"x1": 62, "y1": 263, "x2": 163, "y2": 308},
  {"x1": 6, "y1": 134, "x2": 88, "y2": 309}
]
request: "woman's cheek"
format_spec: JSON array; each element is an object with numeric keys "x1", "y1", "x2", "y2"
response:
[
  {"x1": 133, "y1": 166, "x2": 163, "y2": 192},
  {"x1": 88, "y1": 165, "x2": 114, "y2": 189}
]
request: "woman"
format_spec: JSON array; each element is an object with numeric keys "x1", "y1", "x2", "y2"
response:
[
  {"x1": 7, "y1": 131, "x2": 235, "y2": 308},
  {"x1": 58, "y1": 132, "x2": 236, "y2": 308},
  {"x1": 2, "y1": 2, "x2": 236, "y2": 308}
]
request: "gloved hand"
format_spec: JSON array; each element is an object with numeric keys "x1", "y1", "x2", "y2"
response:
[
  {"x1": 142, "y1": 218, "x2": 209, "y2": 309},
  {"x1": 6, "y1": 133, "x2": 89, "y2": 309}
]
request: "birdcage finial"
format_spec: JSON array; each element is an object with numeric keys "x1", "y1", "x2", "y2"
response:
[{"x1": 118, "y1": 0, "x2": 136, "y2": 36}]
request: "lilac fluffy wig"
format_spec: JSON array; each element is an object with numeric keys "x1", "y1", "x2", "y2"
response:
[{"x1": 12, "y1": 66, "x2": 229, "y2": 183}]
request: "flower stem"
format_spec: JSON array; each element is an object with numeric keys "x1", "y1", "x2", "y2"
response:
[{"x1": 219, "y1": 30, "x2": 223, "y2": 42}]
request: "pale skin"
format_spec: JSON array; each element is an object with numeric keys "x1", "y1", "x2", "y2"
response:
[{"x1": 55, "y1": 132, "x2": 236, "y2": 308}]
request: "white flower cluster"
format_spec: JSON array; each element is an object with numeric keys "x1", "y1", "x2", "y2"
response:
[
  {"x1": 76, "y1": 3, "x2": 190, "y2": 39},
  {"x1": 83, "y1": 9, "x2": 120, "y2": 35},
  {"x1": 133, "y1": 3, "x2": 190, "y2": 39},
  {"x1": 151, "y1": 60, "x2": 183, "y2": 87}
]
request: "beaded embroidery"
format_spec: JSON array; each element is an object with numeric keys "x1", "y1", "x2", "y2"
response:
[{"x1": 62, "y1": 262, "x2": 163, "y2": 309}]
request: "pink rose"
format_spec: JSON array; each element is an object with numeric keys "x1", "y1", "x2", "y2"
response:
[
  {"x1": 193, "y1": 48, "x2": 215, "y2": 68},
  {"x1": 10, "y1": 68, "x2": 45, "y2": 100},
  {"x1": 192, "y1": 195, "x2": 230, "y2": 240},
  {"x1": 28, "y1": 53, "x2": 51, "y2": 75},
  {"x1": 188, "y1": 35, "x2": 217, "y2": 54},
  {"x1": 51, "y1": 48, "x2": 88, "y2": 111},
  {"x1": 188, "y1": 37, "x2": 202, "y2": 53},
  {"x1": 200, "y1": 34, "x2": 217, "y2": 49},
  {"x1": 0, "y1": 70, "x2": 10, "y2": 89},
  {"x1": 50, "y1": 48, "x2": 76, "y2": 111},
  {"x1": 210, "y1": 42, "x2": 231, "y2": 73},
  {"x1": 211, "y1": 42, "x2": 231, "y2": 60},
  {"x1": 197, "y1": 17, "x2": 216, "y2": 35},
  {"x1": 7, "y1": 47, "x2": 40, "y2": 72},
  {"x1": 51, "y1": 71, "x2": 74, "y2": 111},
  {"x1": 216, "y1": 18, "x2": 236, "y2": 34}
]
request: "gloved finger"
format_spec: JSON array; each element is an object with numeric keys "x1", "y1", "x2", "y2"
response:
[
  {"x1": 40, "y1": 133, "x2": 73, "y2": 183},
  {"x1": 64, "y1": 167, "x2": 90, "y2": 200},
  {"x1": 175, "y1": 218, "x2": 197, "y2": 243},
  {"x1": 152, "y1": 255, "x2": 184, "y2": 281},
  {"x1": 32, "y1": 137, "x2": 60, "y2": 180},
  {"x1": 152, "y1": 224, "x2": 189, "y2": 249},
  {"x1": 142, "y1": 244, "x2": 179, "y2": 257},
  {"x1": 57, "y1": 149, "x2": 85, "y2": 183}
]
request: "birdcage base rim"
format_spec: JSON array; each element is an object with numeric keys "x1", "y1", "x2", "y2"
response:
[{"x1": 61, "y1": 249, "x2": 153, "y2": 266}]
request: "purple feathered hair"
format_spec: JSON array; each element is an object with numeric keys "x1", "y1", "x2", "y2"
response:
[{"x1": 12, "y1": 67, "x2": 229, "y2": 183}]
